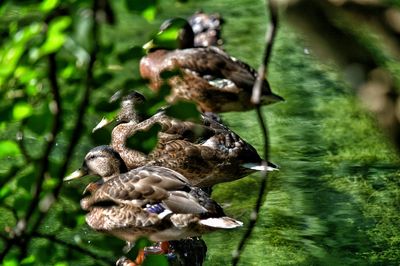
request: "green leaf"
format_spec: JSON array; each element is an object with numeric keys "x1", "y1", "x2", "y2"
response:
[
  {"x1": 136, "y1": 85, "x2": 170, "y2": 117},
  {"x1": 15, "y1": 66, "x2": 38, "y2": 85},
  {"x1": 143, "y1": 254, "x2": 169, "y2": 266},
  {"x1": 94, "y1": 72, "x2": 114, "y2": 88},
  {"x1": 117, "y1": 46, "x2": 145, "y2": 62},
  {"x1": 26, "y1": 104, "x2": 52, "y2": 135},
  {"x1": 54, "y1": 262, "x2": 68, "y2": 266},
  {"x1": 43, "y1": 177, "x2": 58, "y2": 191},
  {"x1": 94, "y1": 98, "x2": 120, "y2": 113},
  {"x1": 14, "y1": 23, "x2": 42, "y2": 44},
  {"x1": 76, "y1": 214, "x2": 86, "y2": 226},
  {"x1": 0, "y1": 140, "x2": 21, "y2": 158},
  {"x1": 39, "y1": 16, "x2": 72, "y2": 56},
  {"x1": 165, "y1": 101, "x2": 201, "y2": 122},
  {"x1": 61, "y1": 186, "x2": 84, "y2": 202},
  {"x1": 0, "y1": 105, "x2": 12, "y2": 123},
  {"x1": 126, "y1": 124, "x2": 161, "y2": 154},
  {"x1": 127, "y1": 237, "x2": 152, "y2": 256},
  {"x1": 59, "y1": 210, "x2": 79, "y2": 228},
  {"x1": 142, "y1": 6, "x2": 157, "y2": 22},
  {"x1": 40, "y1": 0, "x2": 59, "y2": 12},
  {"x1": 91, "y1": 126, "x2": 112, "y2": 145},
  {"x1": 121, "y1": 78, "x2": 148, "y2": 90},
  {"x1": 12, "y1": 102, "x2": 33, "y2": 121},
  {"x1": 13, "y1": 193, "x2": 31, "y2": 217},
  {"x1": 3, "y1": 258, "x2": 18, "y2": 266},
  {"x1": 0, "y1": 185, "x2": 13, "y2": 201},
  {"x1": 21, "y1": 255, "x2": 35, "y2": 265},
  {"x1": 124, "y1": 0, "x2": 158, "y2": 22},
  {"x1": 16, "y1": 166, "x2": 35, "y2": 192},
  {"x1": 0, "y1": 23, "x2": 42, "y2": 83},
  {"x1": 125, "y1": 0, "x2": 157, "y2": 12}
]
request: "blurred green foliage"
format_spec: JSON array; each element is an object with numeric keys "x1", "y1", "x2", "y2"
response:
[{"x1": 0, "y1": 0, "x2": 399, "y2": 265}]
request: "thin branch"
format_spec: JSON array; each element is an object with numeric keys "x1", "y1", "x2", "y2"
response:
[
  {"x1": 1, "y1": 203, "x2": 20, "y2": 221},
  {"x1": 22, "y1": 52, "x2": 62, "y2": 227},
  {"x1": 32, "y1": 233, "x2": 114, "y2": 265},
  {"x1": 29, "y1": 0, "x2": 100, "y2": 237},
  {"x1": 0, "y1": 53, "x2": 64, "y2": 262},
  {"x1": 16, "y1": 121, "x2": 32, "y2": 164},
  {"x1": 1, "y1": 1, "x2": 102, "y2": 262},
  {"x1": 0, "y1": 165, "x2": 19, "y2": 189},
  {"x1": 17, "y1": 52, "x2": 64, "y2": 261},
  {"x1": 232, "y1": 1, "x2": 278, "y2": 265},
  {"x1": 251, "y1": 0, "x2": 278, "y2": 105},
  {"x1": 0, "y1": 241, "x2": 14, "y2": 261}
]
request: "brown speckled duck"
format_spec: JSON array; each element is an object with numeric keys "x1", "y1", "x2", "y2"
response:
[
  {"x1": 64, "y1": 145, "x2": 242, "y2": 246},
  {"x1": 140, "y1": 18, "x2": 284, "y2": 113},
  {"x1": 188, "y1": 11, "x2": 224, "y2": 48},
  {"x1": 96, "y1": 92, "x2": 278, "y2": 188}
]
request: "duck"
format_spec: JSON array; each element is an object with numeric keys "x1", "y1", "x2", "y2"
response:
[
  {"x1": 64, "y1": 145, "x2": 242, "y2": 265},
  {"x1": 94, "y1": 91, "x2": 279, "y2": 188},
  {"x1": 188, "y1": 11, "x2": 224, "y2": 48},
  {"x1": 140, "y1": 18, "x2": 284, "y2": 113}
]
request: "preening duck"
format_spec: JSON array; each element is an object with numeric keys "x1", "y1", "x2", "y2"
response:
[
  {"x1": 64, "y1": 146, "x2": 242, "y2": 242},
  {"x1": 140, "y1": 18, "x2": 284, "y2": 113},
  {"x1": 188, "y1": 11, "x2": 224, "y2": 47},
  {"x1": 95, "y1": 91, "x2": 278, "y2": 187}
]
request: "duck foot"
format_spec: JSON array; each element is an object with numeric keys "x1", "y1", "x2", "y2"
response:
[
  {"x1": 122, "y1": 241, "x2": 135, "y2": 253},
  {"x1": 144, "y1": 241, "x2": 171, "y2": 254},
  {"x1": 116, "y1": 249, "x2": 144, "y2": 266}
]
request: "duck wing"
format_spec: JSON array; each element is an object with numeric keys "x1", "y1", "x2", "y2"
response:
[
  {"x1": 167, "y1": 47, "x2": 262, "y2": 91},
  {"x1": 82, "y1": 166, "x2": 208, "y2": 214}
]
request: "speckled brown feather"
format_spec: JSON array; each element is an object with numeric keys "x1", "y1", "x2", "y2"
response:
[
  {"x1": 140, "y1": 47, "x2": 283, "y2": 112},
  {"x1": 76, "y1": 157, "x2": 242, "y2": 242},
  {"x1": 111, "y1": 111, "x2": 264, "y2": 187},
  {"x1": 188, "y1": 11, "x2": 224, "y2": 48}
]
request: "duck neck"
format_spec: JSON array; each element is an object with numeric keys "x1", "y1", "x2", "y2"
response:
[
  {"x1": 119, "y1": 101, "x2": 142, "y2": 124},
  {"x1": 111, "y1": 122, "x2": 148, "y2": 169},
  {"x1": 179, "y1": 23, "x2": 195, "y2": 49}
]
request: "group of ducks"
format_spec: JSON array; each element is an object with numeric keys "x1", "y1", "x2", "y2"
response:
[{"x1": 64, "y1": 11, "x2": 283, "y2": 265}]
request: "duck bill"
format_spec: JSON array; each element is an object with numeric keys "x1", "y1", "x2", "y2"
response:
[
  {"x1": 92, "y1": 117, "x2": 113, "y2": 133},
  {"x1": 63, "y1": 167, "x2": 88, "y2": 181},
  {"x1": 262, "y1": 92, "x2": 285, "y2": 104},
  {"x1": 142, "y1": 40, "x2": 155, "y2": 52}
]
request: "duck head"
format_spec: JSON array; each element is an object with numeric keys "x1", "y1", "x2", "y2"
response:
[
  {"x1": 92, "y1": 91, "x2": 146, "y2": 132},
  {"x1": 143, "y1": 18, "x2": 194, "y2": 52},
  {"x1": 64, "y1": 145, "x2": 128, "y2": 182}
]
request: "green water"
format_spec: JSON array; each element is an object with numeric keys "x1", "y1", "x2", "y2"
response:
[
  {"x1": 2, "y1": 0, "x2": 399, "y2": 265},
  {"x1": 142, "y1": 1, "x2": 400, "y2": 265}
]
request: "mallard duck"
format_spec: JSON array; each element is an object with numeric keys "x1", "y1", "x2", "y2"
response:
[
  {"x1": 140, "y1": 18, "x2": 284, "y2": 113},
  {"x1": 188, "y1": 11, "x2": 224, "y2": 47},
  {"x1": 96, "y1": 91, "x2": 278, "y2": 188},
  {"x1": 64, "y1": 145, "x2": 242, "y2": 246}
]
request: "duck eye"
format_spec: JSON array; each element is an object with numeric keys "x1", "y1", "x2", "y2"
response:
[{"x1": 87, "y1": 155, "x2": 97, "y2": 161}]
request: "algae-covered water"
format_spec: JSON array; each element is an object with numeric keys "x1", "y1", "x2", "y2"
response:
[
  {"x1": 1, "y1": 0, "x2": 399, "y2": 265},
  {"x1": 148, "y1": 1, "x2": 400, "y2": 265}
]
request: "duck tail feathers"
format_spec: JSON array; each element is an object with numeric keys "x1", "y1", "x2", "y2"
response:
[
  {"x1": 242, "y1": 162, "x2": 279, "y2": 172},
  {"x1": 199, "y1": 217, "x2": 243, "y2": 229}
]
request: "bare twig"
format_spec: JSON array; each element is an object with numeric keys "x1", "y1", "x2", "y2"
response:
[
  {"x1": 17, "y1": 52, "x2": 63, "y2": 261},
  {"x1": 22, "y1": 52, "x2": 62, "y2": 224},
  {"x1": 16, "y1": 121, "x2": 32, "y2": 164},
  {"x1": 29, "y1": 0, "x2": 100, "y2": 235},
  {"x1": 32, "y1": 233, "x2": 114, "y2": 265},
  {"x1": 251, "y1": 0, "x2": 278, "y2": 105},
  {"x1": 1, "y1": 203, "x2": 20, "y2": 221},
  {"x1": 0, "y1": 165, "x2": 19, "y2": 190},
  {"x1": 1, "y1": 1, "x2": 101, "y2": 261},
  {"x1": 0, "y1": 53, "x2": 64, "y2": 263},
  {"x1": 232, "y1": 1, "x2": 278, "y2": 265}
]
